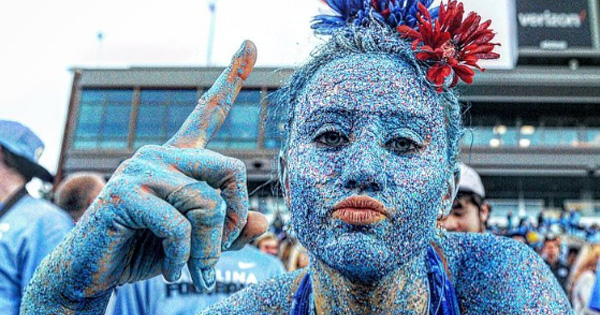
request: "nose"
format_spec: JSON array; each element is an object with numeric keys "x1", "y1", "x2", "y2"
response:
[
  {"x1": 440, "y1": 216, "x2": 459, "y2": 232},
  {"x1": 340, "y1": 140, "x2": 384, "y2": 193}
]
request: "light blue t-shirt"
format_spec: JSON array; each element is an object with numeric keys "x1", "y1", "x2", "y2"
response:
[
  {"x1": 589, "y1": 260, "x2": 600, "y2": 311},
  {"x1": 0, "y1": 194, "x2": 74, "y2": 314},
  {"x1": 108, "y1": 245, "x2": 286, "y2": 315}
]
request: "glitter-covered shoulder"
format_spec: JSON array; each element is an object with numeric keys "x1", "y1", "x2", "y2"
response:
[{"x1": 441, "y1": 233, "x2": 574, "y2": 314}]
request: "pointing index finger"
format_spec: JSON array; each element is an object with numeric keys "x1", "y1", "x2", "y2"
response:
[{"x1": 166, "y1": 40, "x2": 257, "y2": 149}]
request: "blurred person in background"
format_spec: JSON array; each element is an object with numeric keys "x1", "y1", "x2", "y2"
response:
[
  {"x1": 0, "y1": 120, "x2": 74, "y2": 314},
  {"x1": 537, "y1": 211, "x2": 545, "y2": 230},
  {"x1": 254, "y1": 232, "x2": 279, "y2": 256},
  {"x1": 588, "y1": 259, "x2": 600, "y2": 314},
  {"x1": 541, "y1": 234, "x2": 570, "y2": 292},
  {"x1": 537, "y1": 211, "x2": 550, "y2": 235},
  {"x1": 55, "y1": 172, "x2": 106, "y2": 223},
  {"x1": 506, "y1": 210, "x2": 514, "y2": 230},
  {"x1": 517, "y1": 217, "x2": 532, "y2": 235},
  {"x1": 526, "y1": 230, "x2": 543, "y2": 249},
  {"x1": 570, "y1": 244, "x2": 600, "y2": 314},
  {"x1": 567, "y1": 208, "x2": 582, "y2": 235},
  {"x1": 560, "y1": 212, "x2": 570, "y2": 234},
  {"x1": 569, "y1": 246, "x2": 582, "y2": 270},
  {"x1": 277, "y1": 232, "x2": 296, "y2": 271},
  {"x1": 107, "y1": 244, "x2": 285, "y2": 315},
  {"x1": 286, "y1": 243, "x2": 309, "y2": 272},
  {"x1": 440, "y1": 163, "x2": 490, "y2": 233},
  {"x1": 587, "y1": 224, "x2": 600, "y2": 241},
  {"x1": 508, "y1": 231, "x2": 528, "y2": 245}
]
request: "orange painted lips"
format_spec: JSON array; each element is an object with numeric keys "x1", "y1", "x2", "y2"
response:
[{"x1": 332, "y1": 195, "x2": 388, "y2": 225}]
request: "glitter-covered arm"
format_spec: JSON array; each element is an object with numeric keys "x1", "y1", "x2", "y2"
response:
[
  {"x1": 20, "y1": 41, "x2": 267, "y2": 315},
  {"x1": 442, "y1": 233, "x2": 573, "y2": 314}
]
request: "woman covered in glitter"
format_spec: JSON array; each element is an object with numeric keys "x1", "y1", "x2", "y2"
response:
[{"x1": 23, "y1": 1, "x2": 572, "y2": 314}]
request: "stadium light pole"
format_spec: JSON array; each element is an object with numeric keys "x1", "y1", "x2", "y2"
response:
[{"x1": 206, "y1": 0, "x2": 217, "y2": 66}]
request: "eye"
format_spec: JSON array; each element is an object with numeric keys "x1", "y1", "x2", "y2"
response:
[
  {"x1": 386, "y1": 137, "x2": 420, "y2": 154},
  {"x1": 450, "y1": 208, "x2": 464, "y2": 217},
  {"x1": 315, "y1": 130, "x2": 349, "y2": 147}
]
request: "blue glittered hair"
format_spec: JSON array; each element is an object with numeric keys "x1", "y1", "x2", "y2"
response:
[{"x1": 312, "y1": 0, "x2": 439, "y2": 34}]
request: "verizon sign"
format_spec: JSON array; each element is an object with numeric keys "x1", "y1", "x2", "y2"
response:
[
  {"x1": 519, "y1": 10, "x2": 585, "y2": 29},
  {"x1": 517, "y1": 0, "x2": 594, "y2": 49}
]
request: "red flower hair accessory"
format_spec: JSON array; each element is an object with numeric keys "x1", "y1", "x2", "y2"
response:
[{"x1": 397, "y1": 0, "x2": 500, "y2": 93}]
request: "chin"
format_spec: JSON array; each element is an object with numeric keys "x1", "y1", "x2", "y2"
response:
[{"x1": 320, "y1": 231, "x2": 397, "y2": 283}]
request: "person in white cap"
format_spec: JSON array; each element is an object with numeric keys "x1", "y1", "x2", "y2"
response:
[
  {"x1": 0, "y1": 120, "x2": 74, "y2": 314},
  {"x1": 440, "y1": 163, "x2": 491, "y2": 233}
]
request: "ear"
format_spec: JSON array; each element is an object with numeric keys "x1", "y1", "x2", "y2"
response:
[
  {"x1": 479, "y1": 202, "x2": 490, "y2": 225},
  {"x1": 440, "y1": 167, "x2": 460, "y2": 218},
  {"x1": 0, "y1": 147, "x2": 6, "y2": 169}
]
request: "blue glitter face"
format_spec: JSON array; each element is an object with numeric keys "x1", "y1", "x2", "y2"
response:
[{"x1": 285, "y1": 53, "x2": 453, "y2": 282}]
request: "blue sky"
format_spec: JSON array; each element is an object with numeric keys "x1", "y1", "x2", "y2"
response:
[{"x1": 0, "y1": 0, "x2": 324, "y2": 177}]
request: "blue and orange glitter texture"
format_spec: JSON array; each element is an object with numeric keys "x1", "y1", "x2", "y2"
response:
[{"x1": 22, "y1": 24, "x2": 571, "y2": 315}]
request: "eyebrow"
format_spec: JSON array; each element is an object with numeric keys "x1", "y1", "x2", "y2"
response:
[
  {"x1": 303, "y1": 107, "x2": 353, "y2": 123},
  {"x1": 305, "y1": 104, "x2": 430, "y2": 124}
]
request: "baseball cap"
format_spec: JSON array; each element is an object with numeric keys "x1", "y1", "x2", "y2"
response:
[
  {"x1": 0, "y1": 120, "x2": 53, "y2": 182},
  {"x1": 458, "y1": 163, "x2": 485, "y2": 199}
]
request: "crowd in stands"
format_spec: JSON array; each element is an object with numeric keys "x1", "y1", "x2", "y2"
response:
[{"x1": 487, "y1": 211, "x2": 600, "y2": 314}]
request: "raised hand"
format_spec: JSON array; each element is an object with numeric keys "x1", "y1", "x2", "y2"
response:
[{"x1": 21, "y1": 40, "x2": 267, "y2": 314}]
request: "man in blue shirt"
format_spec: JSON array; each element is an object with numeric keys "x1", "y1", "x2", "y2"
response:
[
  {"x1": 0, "y1": 120, "x2": 74, "y2": 314},
  {"x1": 107, "y1": 245, "x2": 285, "y2": 315}
]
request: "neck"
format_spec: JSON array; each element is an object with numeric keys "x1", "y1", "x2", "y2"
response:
[
  {"x1": 311, "y1": 255, "x2": 429, "y2": 315},
  {"x1": 547, "y1": 257, "x2": 558, "y2": 265},
  {"x1": 0, "y1": 168, "x2": 26, "y2": 204}
]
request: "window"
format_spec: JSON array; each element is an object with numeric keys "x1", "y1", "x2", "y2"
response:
[
  {"x1": 207, "y1": 89, "x2": 262, "y2": 150},
  {"x1": 499, "y1": 127, "x2": 519, "y2": 147},
  {"x1": 263, "y1": 91, "x2": 285, "y2": 149},
  {"x1": 468, "y1": 127, "x2": 496, "y2": 147},
  {"x1": 264, "y1": 120, "x2": 285, "y2": 150},
  {"x1": 464, "y1": 123, "x2": 593, "y2": 148},
  {"x1": 467, "y1": 125, "x2": 518, "y2": 148},
  {"x1": 585, "y1": 128, "x2": 600, "y2": 147},
  {"x1": 519, "y1": 125, "x2": 542, "y2": 148},
  {"x1": 134, "y1": 89, "x2": 198, "y2": 148},
  {"x1": 74, "y1": 89, "x2": 133, "y2": 149}
]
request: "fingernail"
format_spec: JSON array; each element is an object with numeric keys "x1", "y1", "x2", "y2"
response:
[
  {"x1": 163, "y1": 262, "x2": 185, "y2": 282},
  {"x1": 222, "y1": 238, "x2": 232, "y2": 251},
  {"x1": 190, "y1": 267, "x2": 202, "y2": 290},
  {"x1": 174, "y1": 267, "x2": 182, "y2": 281},
  {"x1": 201, "y1": 267, "x2": 216, "y2": 291},
  {"x1": 223, "y1": 231, "x2": 240, "y2": 251}
]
